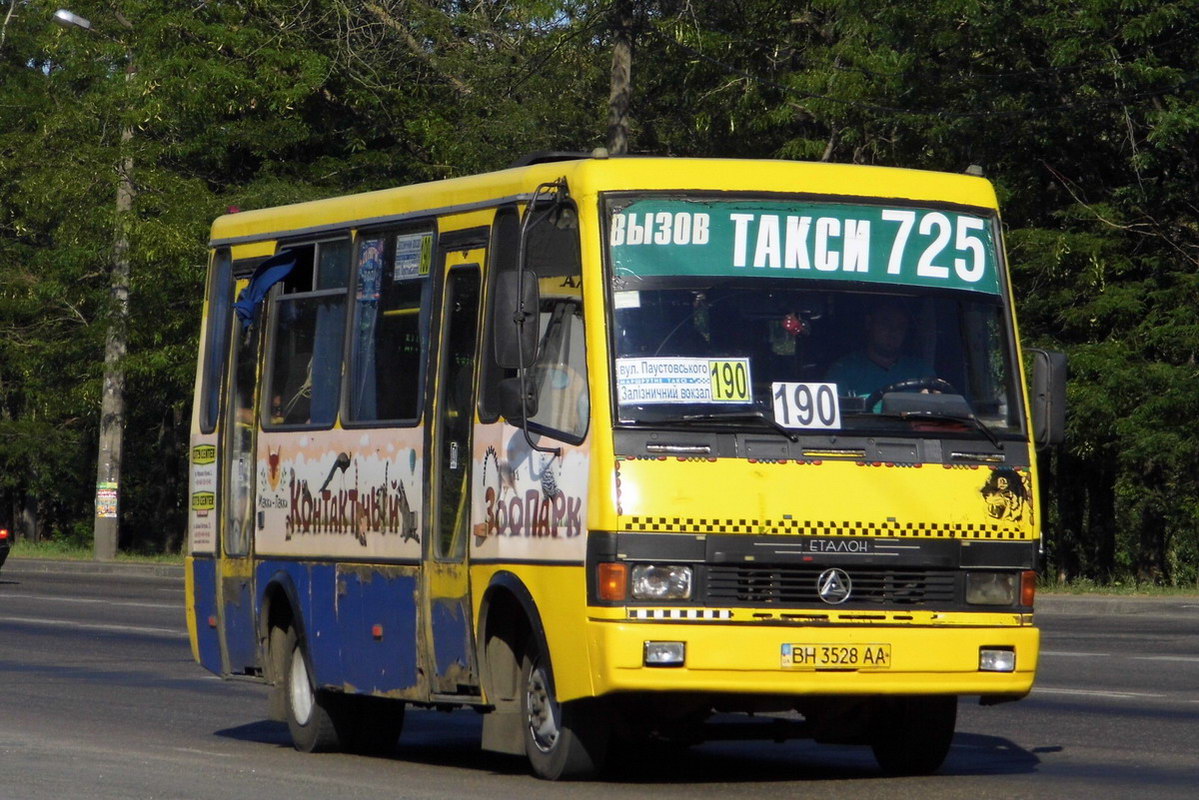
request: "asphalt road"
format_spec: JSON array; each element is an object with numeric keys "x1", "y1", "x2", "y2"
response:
[{"x1": 1, "y1": 560, "x2": 1196, "y2": 799}]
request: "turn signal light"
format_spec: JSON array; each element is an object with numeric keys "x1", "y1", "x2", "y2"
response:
[
  {"x1": 598, "y1": 563, "x2": 628, "y2": 601},
  {"x1": 1021, "y1": 570, "x2": 1037, "y2": 607}
]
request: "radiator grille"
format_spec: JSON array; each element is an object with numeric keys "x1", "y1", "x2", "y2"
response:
[{"x1": 705, "y1": 565, "x2": 958, "y2": 606}]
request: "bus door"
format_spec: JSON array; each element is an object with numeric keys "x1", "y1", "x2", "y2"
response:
[
  {"x1": 423, "y1": 254, "x2": 483, "y2": 696},
  {"x1": 217, "y1": 273, "x2": 262, "y2": 675}
]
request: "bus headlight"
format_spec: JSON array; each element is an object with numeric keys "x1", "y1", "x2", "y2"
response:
[
  {"x1": 631, "y1": 564, "x2": 693, "y2": 601},
  {"x1": 965, "y1": 572, "x2": 1018, "y2": 605}
]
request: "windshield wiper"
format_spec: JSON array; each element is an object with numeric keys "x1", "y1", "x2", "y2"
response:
[
  {"x1": 676, "y1": 409, "x2": 800, "y2": 442},
  {"x1": 875, "y1": 410, "x2": 1003, "y2": 450}
]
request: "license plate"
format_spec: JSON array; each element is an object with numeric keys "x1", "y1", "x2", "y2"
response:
[{"x1": 781, "y1": 643, "x2": 892, "y2": 670}]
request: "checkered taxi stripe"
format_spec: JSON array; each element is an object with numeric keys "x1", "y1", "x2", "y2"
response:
[
  {"x1": 627, "y1": 608, "x2": 733, "y2": 620},
  {"x1": 620, "y1": 516, "x2": 1029, "y2": 540}
]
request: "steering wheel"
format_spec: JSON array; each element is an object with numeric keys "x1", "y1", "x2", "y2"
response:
[{"x1": 864, "y1": 377, "x2": 957, "y2": 410}]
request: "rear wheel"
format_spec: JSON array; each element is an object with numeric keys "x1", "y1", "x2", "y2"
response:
[
  {"x1": 870, "y1": 695, "x2": 957, "y2": 775},
  {"x1": 521, "y1": 641, "x2": 610, "y2": 780},
  {"x1": 282, "y1": 626, "x2": 340, "y2": 753}
]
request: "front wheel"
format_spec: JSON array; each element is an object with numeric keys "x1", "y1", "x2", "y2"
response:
[
  {"x1": 870, "y1": 695, "x2": 957, "y2": 775},
  {"x1": 521, "y1": 642, "x2": 611, "y2": 780},
  {"x1": 282, "y1": 627, "x2": 340, "y2": 753}
]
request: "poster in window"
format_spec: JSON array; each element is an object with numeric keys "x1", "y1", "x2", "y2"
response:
[
  {"x1": 357, "y1": 237, "x2": 384, "y2": 301},
  {"x1": 395, "y1": 232, "x2": 432, "y2": 281}
]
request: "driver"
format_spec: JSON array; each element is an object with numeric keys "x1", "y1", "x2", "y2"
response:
[{"x1": 825, "y1": 299, "x2": 933, "y2": 399}]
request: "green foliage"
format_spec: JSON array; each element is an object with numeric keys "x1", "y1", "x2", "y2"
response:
[{"x1": 1, "y1": 0, "x2": 1198, "y2": 581}]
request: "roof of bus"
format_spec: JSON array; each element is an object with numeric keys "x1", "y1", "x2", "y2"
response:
[{"x1": 208, "y1": 157, "x2": 998, "y2": 248}]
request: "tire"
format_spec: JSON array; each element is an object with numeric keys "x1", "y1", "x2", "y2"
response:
[
  {"x1": 521, "y1": 641, "x2": 611, "y2": 780},
  {"x1": 338, "y1": 696, "x2": 405, "y2": 756},
  {"x1": 282, "y1": 626, "x2": 341, "y2": 753},
  {"x1": 870, "y1": 695, "x2": 957, "y2": 775}
]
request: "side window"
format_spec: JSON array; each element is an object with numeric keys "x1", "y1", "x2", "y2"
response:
[
  {"x1": 347, "y1": 229, "x2": 434, "y2": 424},
  {"x1": 199, "y1": 248, "x2": 233, "y2": 433},
  {"x1": 478, "y1": 208, "x2": 519, "y2": 422},
  {"x1": 525, "y1": 205, "x2": 589, "y2": 443},
  {"x1": 479, "y1": 202, "x2": 589, "y2": 442},
  {"x1": 266, "y1": 239, "x2": 349, "y2": 427},
  {"x1": 528, "y1": 295, "x2": 588, "y2": 440}
]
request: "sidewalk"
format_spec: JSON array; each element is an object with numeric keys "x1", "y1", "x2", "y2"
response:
[
  {"x1": 4, "y1": 556, "x2": 1196, "y2": 615},
  {"x1": 1034, "y1": 592, "x2": 1199, "y2": 616},
  {"x1": 4, "y1": 556, "x2": 184, "y2": 580}
]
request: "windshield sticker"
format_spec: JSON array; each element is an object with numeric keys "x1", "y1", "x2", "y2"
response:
[
  {"x1": 614, "y1": 290, "x2": 641, "y2": 309},
  {"x1": 610, "y1": 199, "x2": 1000, "y2": 294},
  {"x1": 771, "y1": 382, "x2": 842, "y2": 429},
  {"x1": 394, "y1": 232, "x2": 432, "y2": 280},
  {"x1": 616, "y1": 357, "x2": 751, "y2": 405}
]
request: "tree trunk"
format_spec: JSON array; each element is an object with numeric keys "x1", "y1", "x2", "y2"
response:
[{"x1": 606, "y1": 0, "x2": 633, "y2": 155}]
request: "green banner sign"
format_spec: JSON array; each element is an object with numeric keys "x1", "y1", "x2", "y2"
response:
[{"x1": 608, "y1": 198, "x2": 1001, "y2": 295}]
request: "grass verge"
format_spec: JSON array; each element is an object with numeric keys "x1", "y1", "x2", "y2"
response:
[
  {"x1": 1039, "y1": 577, "x2": 1199, "y2": 596},
  {"x1": 10, "y1": 539, "x2": 184, "y2": 565}
]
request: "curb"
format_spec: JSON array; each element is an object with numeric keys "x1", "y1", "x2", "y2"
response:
[
  {"x1": 1035, "y1": 593, "x2": 1199, "y2": 616},
  {"x1": 3, "y1": 557, "x2": 184, "y2": 580}
]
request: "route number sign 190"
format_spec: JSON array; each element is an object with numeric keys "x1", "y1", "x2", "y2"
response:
[{"x1": 771, "y1": 382, "x2": 841, "y2": 430}]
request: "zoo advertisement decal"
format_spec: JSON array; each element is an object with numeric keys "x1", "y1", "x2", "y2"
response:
[
  {"x1": 255, "y1": 429, "x2": 423, "y2": 559},
  {"x1": 471, "y1": 425, "x2": 589, "y2": 563}
]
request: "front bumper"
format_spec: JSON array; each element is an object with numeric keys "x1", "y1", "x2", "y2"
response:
[{"x1": 583, "y1": 613, "x2": 1038, "y2": 699}]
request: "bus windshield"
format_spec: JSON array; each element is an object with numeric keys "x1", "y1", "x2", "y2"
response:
[{"x1": 606, "y1": 195, "x2": 1022, "y2": 437}]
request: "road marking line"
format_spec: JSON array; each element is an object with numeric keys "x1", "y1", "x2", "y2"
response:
[
  {"x1": 1043, "y1": 651, "x2": 1199, "y2": 662},
  {"x1": 1034, "y1": 687, "x2": 1167, "y2": 700},
  {"x1": 0, "y1": 592, "x2": 177, "y2": 610},
  {"x1": 172, "y1": 747, "x2": 230, "y2": 757},
  {"x1": 0, "y1": 614, "x2": 186, "y2": 638}
]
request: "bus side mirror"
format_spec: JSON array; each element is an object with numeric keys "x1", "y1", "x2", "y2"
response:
[
  {"x1": 1029, "y1": 348, "x2": 1067, "y2": 447},
  {"x1": 498, "y1": 376, "x2": 538, "y2": 423},
  {"x1": 494, "y1": 271, "x2": 540, "y2": 369}
]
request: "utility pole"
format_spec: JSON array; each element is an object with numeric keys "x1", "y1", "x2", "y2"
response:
[
  {"x1": 93, "y1": 70, "x2": 133, "y2": 561},
  {"x1": 54, "y1": 8, "x2": 134, "y2": 561},
  {"x1": 606, "y1": 0, "x2": 633, "y2": 155}
]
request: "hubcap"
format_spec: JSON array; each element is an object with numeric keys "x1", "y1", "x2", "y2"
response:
[
  {"x1": 526, "y1": 663, "x2": 560, "y2": 753},
  {"x1": 289, "y1": 646, "x2": 314, "y2": 726}
]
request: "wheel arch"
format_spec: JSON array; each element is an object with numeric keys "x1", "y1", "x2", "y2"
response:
[
  {"x1": 259, "y1": 570, "x2": 312, "y2": 683},
  {"x1": 477, "y1": 571, "x2": 554, "y2": 703}
]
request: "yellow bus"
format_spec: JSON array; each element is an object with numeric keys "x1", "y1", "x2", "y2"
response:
[{"x1": 186, "y1": 153, "x2": 1065, "y2": 779}]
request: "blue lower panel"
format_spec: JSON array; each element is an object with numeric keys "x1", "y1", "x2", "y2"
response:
[
  {"x1": 190, "y1": 557, "x2": 222, "y2": 676},
  {"x1": 255, "y1": 561, "x2": 418, "y2": 695},
  {"x1": 339, "y1": 566, "x2": 420, "y2": 694},
  {"x1": 256, "y1": 561, "x2": 342, "y2": 687},
  {"x1": 222, "y1": 574, "x2": 258, "y2": 673},
  {"x1": 431, "y1": 597, "x2": 471, "y2": 679}
]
